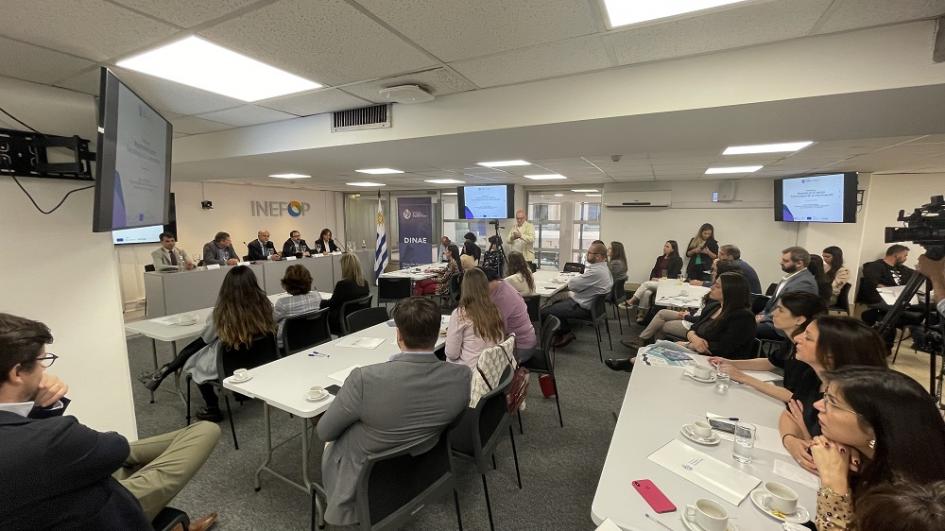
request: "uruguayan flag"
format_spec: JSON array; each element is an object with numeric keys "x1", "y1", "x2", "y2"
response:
[{"x1": 374, "y1": 198, "x2": 389, "y2": 283}]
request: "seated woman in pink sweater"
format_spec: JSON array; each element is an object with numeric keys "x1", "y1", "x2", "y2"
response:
[{"x1": 445, "y1": 268, "x2": 506, "y2": 368}]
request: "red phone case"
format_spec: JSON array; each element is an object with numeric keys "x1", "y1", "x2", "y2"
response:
[{"x1": 632, "y1": 479, "x2": 677, "y2": 513}]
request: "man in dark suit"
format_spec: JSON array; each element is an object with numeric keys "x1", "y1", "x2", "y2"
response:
[
  {"x1": 317, "y1": 297, "x2": 470, "y2": 527},
  {"x1": 756, "y1": 246, "x2": 819, "y2": 339},
  {"x1": 201, "y1": 231, "x2": 239, "y2": 266},
  {"x1": 282, "y1": 230, "x2": 311, "y2": 257},
  {"x1": 247, "y1": 229, "x2": 282, "y2": 261},
  {"x1": 0, "y1": 313, "x2": 220, "y2": 530}
]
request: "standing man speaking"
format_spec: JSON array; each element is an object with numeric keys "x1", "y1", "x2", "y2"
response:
[{"x1": 506, "y1": 209, "x2": 535, "y2": 266}]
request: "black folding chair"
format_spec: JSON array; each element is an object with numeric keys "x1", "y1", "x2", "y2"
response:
[
  {"x1": 339, "y1": 294, "x2": 374, "y2": 335},
  {"x1": 377, "y1": 277, "x2": 412, "y2": 307},
  {"x1": 522, "y1": 316, "x2": 563, "y2": 427},
  {"x1": 144, "y1": 264, "x2": 156, "y2": 272},
  {"x1": 828, "y1": 282, "x2": 852, "y2": 315},
  {"x1": 523, "y1": 294, "x2": 541, "y2": 325},
  {"x1": 281, "y1": 308, "x2": 331, "y2": 356},
  {"x1": 608, "y1": 277, "x2": 628, "y2": 334},
  {"x1": 346, "y1": 307, "x2": 390, "y2": 334},
  {"x1": 562, "y1": 262, "x2": 585, "y2": 274},
  {"x1": 570, "y1": 294, "x2": 612, "y2": 362}
]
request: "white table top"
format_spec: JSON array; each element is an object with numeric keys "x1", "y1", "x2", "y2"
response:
[
  {"x1": 654, "y1": 279, "x2": 711, "y2": 309},
  {"x1": 379, "y1": 262, "x2": 444, "y2": 280},
  {"x1": 222, "y1": 318, "x2": 448, "y2": 418},
  {"x1": 591, "y1": 357, "x2": 817, "y2": 530},
  {"x1": 877, "y1": 284, "x2": 924, "y2": 306},
  {"x1": 532, "y1": 269, "x2": 579, "y2": 298},
  {"x1": 125, "y1": 292, "x2": 332, "y2": 342}
]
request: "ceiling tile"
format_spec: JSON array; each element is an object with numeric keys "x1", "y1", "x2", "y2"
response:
[
  {"x1": 110, "y1": 0, "x2": 260, "y2": 28},
  {"x1": 53, "y1": 67, "x2": 101, "y2": 95},
  {"x1": 356, "y1": 0, "x2": 598, "y2": 62},
  {"x1": 604, "y1": 0, "x2": 832, "y2": 66},
  {"x1": 170, "y1": 115, "x2": 234, "y2": 135},
  {"x1": 452, "y1": 35, "x2": 612, "y2": 88},
  {"x1": 0, "y1": 36, "x2": 95, "y2": 85},
  {"x1": 111, "y1": 67, "x2": 244, "y2": 115},
  {"x1": 197, "y1": 105, "x2": 298, "y2": 127},
  {"x1": 258, "y1": 88, "x2": 372, "y2": 116},
  {"x1": 816, "y1": 0, "x2": 945, "y2": 34},
  {"x1": 343, "y1": 67, "x2": 477, "y2": 103},
  {"x1": 0, "y1": 0, "x2": 178, "y2": 61},
  {"x1": 200, "y1": 0, "x2": 436, "y2": 86}
]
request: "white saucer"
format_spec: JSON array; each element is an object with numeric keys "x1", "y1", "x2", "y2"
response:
[
  {"x1": 305, "y1": 391, "x2": 329, "y2": 402},
  {"x1": 749, "y1": 489, "x2": 810, "y2": 524},
  {"x1": 680, "y1": 424, "x2": 721, "y2": 446},
  {"x1": 680, "y1": 513, "x2": 739, "y2": 531},
  {"x1": 227, "y1": 374, "x2": 252, "y2": 384},
  {"x1": 684, "y1": 370, "x2": 717, "y2": 383}
]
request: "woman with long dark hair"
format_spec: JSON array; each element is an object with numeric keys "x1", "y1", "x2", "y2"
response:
[
  {"x1": 685, "y1": 223, "x2": 718, "y2": 281},
  {"x1": 822, "y1": 246, "x2": 851, "y2": 305},
  {"x1": 678, "y1": 272, "x2": 755, "y2": 358},
  {"x1": 140, "y1": 266, "x2": 275, "y2": 421},
  {"x1": 810, "y1": 367, "x2": 945, "y2": 530},
  {"x1": 445, "y1": 268, "x2": 506, "y2": 368},
  {"x1": 414, "y1": 244, "x2": 462, "y2": 296},
  {"x1": 607, "y1": 241, "x2": 628, "y2": 280},
  {"x1": 808, "y1": 254, "x2": 833, "y2": 304},
  {"x1": 314, "y1": 228, "x2": 339, "y2": 254},
  {"x1": 622, "y1": 240, "x2": 683, "y2": 318},
  {"x1": 504, "y1": 251, "x2": 535, "y2": 295}
]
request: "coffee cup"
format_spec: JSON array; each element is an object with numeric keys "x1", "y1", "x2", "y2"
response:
[
  {"x1": 233, "y1": 368, "x2": 249, "y2": 379},
  {"x1": 307, "y1": 386, "x2": 327, "y2": 400},
  {"x1": 760, "y1": 481, "x2": 799, "y2": 515},
  {"x1": 691, "y1": 365, "x2": 713, "y2": 379},
  {"x1": 691, "y1": 420, "x2": 713, "y2": 439},
  {"x1": 685, "y1": 499, "x2": 728, "y2": 531}
]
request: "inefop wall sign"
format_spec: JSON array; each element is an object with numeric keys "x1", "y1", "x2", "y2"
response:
[{"x1": 250, "y1": 200, "x2": 310, "y2": 217}]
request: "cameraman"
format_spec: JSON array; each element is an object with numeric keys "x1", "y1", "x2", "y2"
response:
[{"x1": 917, "y1": 255, "x2": 945, "y2": 318}]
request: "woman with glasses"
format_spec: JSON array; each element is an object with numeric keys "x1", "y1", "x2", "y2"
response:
[
  {"x1": 777, "y1": 316, "x2": 888, "y2": 474},
  {"x1": 809, "y1": 367, "x2": 945, "y2": 530}
]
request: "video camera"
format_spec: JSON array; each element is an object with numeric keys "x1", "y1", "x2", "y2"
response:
[{"x1": 885, "y1": 195, "x2": 945, "y2": 260}]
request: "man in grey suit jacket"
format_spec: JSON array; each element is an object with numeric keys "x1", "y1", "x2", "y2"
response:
[
  {"x1": 202, "y1": 231, "x2": 239, "y2": 266},
  {"x1": 756, "y1": 246, "x2": 819, "y2": 339},
  {"x1": 151, "y1": 232, "x2": 194, "y2": 271},
  {"x1": 317, "y1": 297, "x2": 470, "y2": 527}
]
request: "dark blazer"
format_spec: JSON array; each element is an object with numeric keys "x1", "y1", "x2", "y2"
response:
[
  {"x1": 648, "y1": 255, "x2": 684, "y2": 280},
  {"x1": 325, "y1": 279, "x2": 370, "y2": 334},
  {"x1": 314, "y1": 239, "x2": 340, "y2": 254},
  {"x1": 282, "y1": 238, "x2": 310, "y2": 257},
  {"x1": 762, "y1": 269, "x2": 819, "y2": 316},
  {"x1": 734, "y1": 259, "x2": 763, "y2": 295},
  {"x1": 247, "y1": 239, "x2": 279, "y2": 261},
  {"x1": 0, "y1": 400, "x2": 150, "y2": 530},
  {"x1": 689, "y1": 301, "x2": 757, "y2": 359},
  {"x1": 858, "y1": 259, "x2": 915, "y2": 305},
  {"x1": 202, "y1": 241, "x2": 238, "y2": 265}
]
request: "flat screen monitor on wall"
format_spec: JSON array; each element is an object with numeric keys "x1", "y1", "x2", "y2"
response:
[
  {"x1": 93, "y1": 67, "x2": 173, "y2": 232},
  {"x1": 112, "y1": 193, "x2": 177, "y2": 245},
  {"x1": 458, "y1": 184, "x2": 515, "y2": 219},
  {"x1": 774, "y1": 172, "x2": 857, "y2": 223}
]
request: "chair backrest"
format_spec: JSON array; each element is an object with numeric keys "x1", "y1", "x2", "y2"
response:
[
  {"x1": 831, "y1": 282, "x2": 852, "y2": 312},
  {"x1": 529, "y1": 315, "x2": 561, "y2": 373},
  {"x1": 355, "y1": 430, "x2": 454, "y2": 531},
  {"x1": 243, "y1": 255, "x2": 252, "y2": 262},
  {"x1": 340, "y1": 294, "x2": 374, "y2": 335},
  {"x1": 764, "y1": 282, "x2": 777, "y2": 296},
  {"x1": 589, "y1": 293, "x2": 608, "y2": 320},
  {"x1": 346, "y1": 307, "x2": 390, "y2": 335},
  {"x1": 469, "y1": 335, "x2": 516, "y2": 408},
  {"x1": 377, "y1": 277, "x2": 412, "y2": 302},
  {"x1": 144, "y1": 264, "x2": 156, "y2": 272},
  {"x1": 523, "y1": 294, "x2": 541, "y2": 324},
  {"x1": 563, "y1": 262, "x2": 585, "y2": 274},
  {"x1": 218, "y1": 333, "x2": 279, "y2": 379},
  {"x1": 282, "y1": 308, "x2": 331, "y2": 356},
  {"x1": 472, "y1": 367, "x2": 514, "y2": 467},
  {"x1": 528, "y1": 262, "x2": 537, "y2": 273},
  {"x1": 610, "y1": 277, "x2": 627, "y2": 302},
  {"x1": 750, "y1": 294, "x2": 770, "y2": 315}
]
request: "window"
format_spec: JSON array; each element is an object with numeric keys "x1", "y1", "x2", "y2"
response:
[
  {"x1": 572, "y1": 202, "x2": 601, "y2": 262},
  {"x1": 526, "y1": 191, "x2": 601, "y2": 270}
]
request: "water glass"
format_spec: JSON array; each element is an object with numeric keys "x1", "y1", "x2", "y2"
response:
[
  {"x1": 732, "y1": 422, "x2": 756, "y2": 464},
  {"x1": 714, "y1": 371, "x2": 730, "y2": 394}
]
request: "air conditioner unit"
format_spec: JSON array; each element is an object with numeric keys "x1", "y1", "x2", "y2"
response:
[{"x1": 603, "y1": 191, "x2": 671, "y2": 208}]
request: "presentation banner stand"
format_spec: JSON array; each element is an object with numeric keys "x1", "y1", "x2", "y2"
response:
[{"x1": 399, "y1": 197, "x2": 433, "y2": 269}]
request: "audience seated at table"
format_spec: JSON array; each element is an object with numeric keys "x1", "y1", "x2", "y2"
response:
[
  {"x1": 857, "y1": 244, "x2": 915, "y2": 325},
  {"x1": 414, "y1": 244, "x2": 461, "y2": 296},
  {"x1": 316, "y1": 297, "x2": 470, "y2": 528},
  {"x1": 247, "y1": 229, "x2": 282, "y2": 261},
  {"x1": 273, "y1": 264, "x2": 322, "y2": 349},
  {"x1": 809, "y1": 367, "x2": 945, "y2": 530},
  {"x1": 504, "y1": 251, "x2": 536, "y2": 296},
  {"x1": 717, "y1": 244, "x2": 761, "y2": 294},
  {"x1": 313, "y1": 228, "x2": 340, "y2": 254},
  {"x1": 822, "y1": 246, "x2": 850, "y2": 306},
  {"x1": 461, "y1": 232, "x2": 481, "y2": 264},
  {"x1": 151, "y1": 232, "x2": 195, "y2": 271},
  {"x1": 201, "y1": 231, "x2": 239, "y2": 266},
  {"x1": 710, "y1": 292, "x2": 826, "y2": 403},
  {"x1": 849, "y1": 479, "x2": 945, "y2": 531},
  {"x1": 0, "y1": 313, "x2": 220, "y2": 530},
  {"x1": 541, "y1": 241, "x2": 613, "y2": 348},
  {"x1": 445, "y1": 268, "x2": 506, "y2": 368},
  {"x1": 808, "y1": 254, "x2": 833, "y2": 304},
  {"x1": 325, "y1": 253, "x2": 370, "y2": 335},
  {"x1": 622, "y1": 240, "x2": 683, "y2": 319},
  {"x1": 756, "y1": 246, "x2": 819, "y2": 339},
  {"x1": 282, "y1": 230, "x2": 311, "y2": 257},
  {"x1": 607, "y1": 241, "x2": 628, "y2": 280},
  {"x1": 483, "y1": 267, "x2": 536, "y2": 362},
  {"x1": 140, "y1": 266, "x2": 275, "y2": 422},
  {"x1": 777, "y1": 317, "x2": 888, "y2": 473},
  {"x1": 684, "y1": 223, "x2": 718, "y2": 282}
]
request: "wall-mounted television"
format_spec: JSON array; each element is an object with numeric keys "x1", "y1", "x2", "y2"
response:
[
  {"x1": 457, "y1": 184, "x2": 515, "y2": 219},
  {"x1": 774, "y1": 172, "x2": 857, "y2": 223},
  {"x1": 112, "y1": 193, "x2": 177, "y2": 245},
  {"x1": 93, "y1": 67, "x2": 173, "y2": 232}
]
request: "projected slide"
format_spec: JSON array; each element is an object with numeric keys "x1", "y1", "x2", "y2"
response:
[
  {"x1": 463, "y1": 185, "x2": 509, "y2": 218},
  {"x1": 781, "y1": 174, "x2": 845, "y2": 222},
  {"x1": 113, "y1": 82, "x2": 168, "y2": 228}
]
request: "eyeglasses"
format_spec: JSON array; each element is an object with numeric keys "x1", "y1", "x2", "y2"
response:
[
  {"x1": 823, "y1": 392, "x2": 859, "y2": 415},
  {"x1": 35, "y1": 353, "x2": 59, "y2": 368}
]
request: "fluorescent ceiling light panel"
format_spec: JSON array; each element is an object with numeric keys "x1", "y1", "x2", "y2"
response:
[
  {"x1": 585, "y1": 193, "x2": 602, "y2": 197},
  {"x1": 476, "y1": 160, "x2": 530, "y2": 167},
  {"x1": 355, "y1": 168, "x2": 403, "y2": 175},
  {"x1": 553, "y1": 193, "x2": 564, "y2": 197},
  {"x1": 602, "y1": 0, "x2": 751, "y2": 28},
  {"x1": 269, "y1": 173, "x2": 310, "y2": 179},
  {"x1": 570, "y1": 188, "x2": 599, "y2": 193},
  {"x1": 723, "y1": 141, "x2": 814, "y2": 155},
  {"x1": 116, "y1": 36, "x2": 321, "y2": 102},
  {"x1": 346, "y1": 182, "x2": 386, "y2": 187},
  {"x1": 705, "y1": 165, "x2": 763, "y2": 174},
  {"x1": 424, "y1": 179, "x2": 465, "y2": 184},
  {"x1": 442, "y1": 192, "x2": 458, "y2": 196},
  {"x1": 524, "y1": 174, "x2": 567, "y2": 180}
]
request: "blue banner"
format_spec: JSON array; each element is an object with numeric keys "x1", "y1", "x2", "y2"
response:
[{"x1": 398, "y1": 197, "x2": 433, "y2": 268}]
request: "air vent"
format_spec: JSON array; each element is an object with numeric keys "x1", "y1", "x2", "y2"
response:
[{"x1": 332, "y1": 104, "x2": 391, "y2": 132}]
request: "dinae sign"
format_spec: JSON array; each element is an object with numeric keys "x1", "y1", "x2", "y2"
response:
[
  {"x1": 398, "y1": 197, "x2": 432, "y2": 268},
  {"x1": 250, "y1": 200, "x2": 310, "y2": 217}
]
